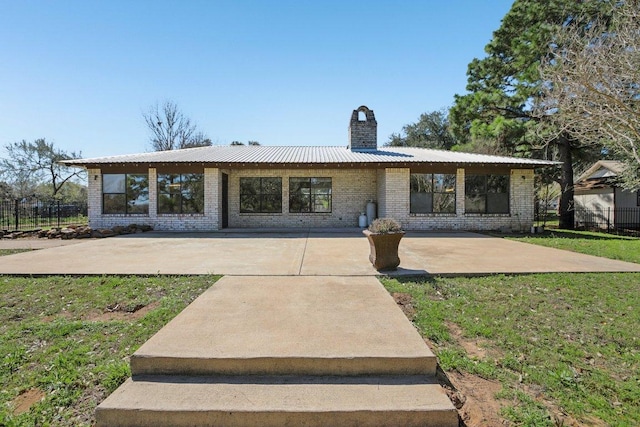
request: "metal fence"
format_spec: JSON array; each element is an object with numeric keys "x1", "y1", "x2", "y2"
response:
[
  {"x1": 1, "y1": 198, "x2": 88, "y2": 231},
  {"x1": 575, "y1": 207, "x2": 640, "y2": 232}
]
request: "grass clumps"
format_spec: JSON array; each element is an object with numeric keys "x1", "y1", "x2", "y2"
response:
[
  {"x1": 381, "y1": 273, "x2": 640, "y2": 426},
  {"x1": 0, "y1": 275, "x2": 218, "y2": 426}
]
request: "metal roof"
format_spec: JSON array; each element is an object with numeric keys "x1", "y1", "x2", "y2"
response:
[
  {"x1": 62, "y1": 145, "x2": 557, "y2": 168},
  {"x1": 576, "y1": 160, "x2": 625, "y2": 182}
]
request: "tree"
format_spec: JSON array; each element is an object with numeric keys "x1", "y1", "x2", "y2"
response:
[
  {"x1": 0, "y1": 181, "x2": 14, "y2": 199},
  {"x1": 0, "y1": 138, "x2": 85, "y2": 199},
  {"x1": 449, "y1": 0, "x2": 609, "y2": 229},
  {"x1": 34, "y1": 181, "x2": 87, "y2": 205},
  {"x1": 183, "y1": 131, "x2": 212, "y2": 149},
  {"x1": 143, "y1": 101, "x2": 212, "y2": 151},
  {"x1": 537, "y1": 1, "x2": 640, "y2": 189},
  {"x1": 230, "y1": 141, "x2": 260, "y2": 146},
  {"x1": 386, "y1": 109, "x2": 458, "y2": 150}
]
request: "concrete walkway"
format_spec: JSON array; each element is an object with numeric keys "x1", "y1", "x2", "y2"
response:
[
  {"x1": 96, "y1": 276, "x2": 458, "y2": 426},
  {"x1": 1, "y1": 230, "x2": 639, "y2": 275}
]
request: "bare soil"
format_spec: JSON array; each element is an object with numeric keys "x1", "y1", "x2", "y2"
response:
[
  {"x1": 393, "y1": 293, "x2": 509, "y2": 426},
  {"x1": 11, "y1": 388, "x2": 46, "y2": 415},
  {"x1": 86, "y1": 301, "x2": 161, "y2": 322}
]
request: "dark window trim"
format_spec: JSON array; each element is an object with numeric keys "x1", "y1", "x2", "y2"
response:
[
  {"x1": 410, "y1": 173, "x2": 456, "y2": 214},
  {"x1": 239, "y1": 177, "x2": 282, "y2": 213},
  {"x1": 102, "y1": 173, "x2": 149, "y2": 215},
  {"x1": 464, "y1": 173, "x2": 510, "y2": 214},
  {"x1": 289, "y1": 177, "x2": 333, "y2": 213},
  {"x1": 157, "y1": 173, "x2": 205, "y2": 215}
]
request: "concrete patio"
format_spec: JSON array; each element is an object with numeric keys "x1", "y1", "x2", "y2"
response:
[
  {"x1": 3, "y1": 229, "x2": 638, "y2": 426},
  {"x1": 1, "y1": 229, "x2": 639, "y2": 275}
]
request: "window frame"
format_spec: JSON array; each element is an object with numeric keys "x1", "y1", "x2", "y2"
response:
[
  {"x1": 410, "y1": 173, "x2": 456, "y2": 214},
  {"x1": 289, "y1": 177, "x2": 332, "y2": 213},
  {"x1": 464, "y1": 173, "x2": 510, "y2": 214},
  {"x1": 157, "y1": 173, "x2": 205, "y2": 214},
  {"x1": 102, "y1": 173, "x2": 149, "y2": 215},
  {"x1": 239, "y1": 177, "x2": 282, "y2": 213}
]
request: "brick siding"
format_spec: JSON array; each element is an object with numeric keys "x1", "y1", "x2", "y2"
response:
[
  {"x1": 87, "y1": 167, "x2": 535, "y2": 232},
  {"x1": 228, "y1": 168, "x2": 377, "y2": 228}
]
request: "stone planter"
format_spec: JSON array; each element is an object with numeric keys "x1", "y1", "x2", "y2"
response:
[{"x1": 363, "y1": 230, "x2": 405, "y2": 271}]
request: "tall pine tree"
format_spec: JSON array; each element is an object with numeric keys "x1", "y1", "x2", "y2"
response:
[{"x1": 450, "y1": 0, "x2": 610, "y2": 229}]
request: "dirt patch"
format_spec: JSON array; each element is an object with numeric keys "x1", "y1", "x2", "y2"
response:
[
  {"x1": 86, "y1": 301, "x2": 160, "y2": 322},
  {"x1": 42, "y1": 311, "x2": 73, "y2": 323},
  {"x1": 391, "y1": 292, "x2": 416, "y2": 320},
  {"x1": 391, "y1": 295, "x2": 509, "y2": 426},
  {"x1": 448, "y1": 371, "x2": 505, "y2": 427},
  {"x1": 11, "y1": 388, "x2": 46, "y2": 415},
  {"x1": 446, "y1": 321, "x2": 502, "y2": 361}
]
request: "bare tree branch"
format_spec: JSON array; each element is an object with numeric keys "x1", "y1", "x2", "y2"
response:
[
  {"x1": 143, "y1": 101, "x2": 211, "y2": 151},
  {"x1": 537, "y1": 0, "x2": 640, "y2": 188},
  {"x1": 0, "y1": 138, "x2": 85, "y2": 199}
]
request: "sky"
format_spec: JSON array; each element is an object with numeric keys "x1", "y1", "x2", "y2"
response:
[{"x1": 0, "y1": 0, "x2": 514, "y2": 160}]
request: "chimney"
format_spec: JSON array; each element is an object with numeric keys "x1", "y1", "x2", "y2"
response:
[{"x1": 348, "y1": 105, "x2": 377, "y2": 151}]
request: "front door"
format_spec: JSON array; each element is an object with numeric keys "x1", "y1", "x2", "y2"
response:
[{"x1": 221, "y1": 173, "x2": 229, "y2": 228}]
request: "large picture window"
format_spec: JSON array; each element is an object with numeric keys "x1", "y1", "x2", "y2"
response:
[
  {"x1": 289, "y1": 177, "x2": 332, "y2": 213},
  {"x1": 240, "y1": 177, "x2": 282, "y2": 213},
  {"x1": 465, "y1": 174, "x2": 509, "y2": 214},
  {"x1": 410, "y1": 173, "x2": 456, "y2": 213},
  {"x1": 102, "y1": 174, "x2": 149, "y2": 214},
  {"x1": 157, "y1": 173, "x2": 204, "y2": 214}
]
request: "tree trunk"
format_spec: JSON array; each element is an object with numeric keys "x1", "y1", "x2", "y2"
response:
[{"x1": 557, "y1": 135, "x2": 575, "y2": 229}]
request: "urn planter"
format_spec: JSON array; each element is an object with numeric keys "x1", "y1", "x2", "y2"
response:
[{"x1": 363, "y1": 230, "x2": 405, "y2": 271}]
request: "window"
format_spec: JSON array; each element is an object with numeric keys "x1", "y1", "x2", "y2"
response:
[
  {"x1": 410, "y1": 173, "x2": 456, "y2": 213},
  {"x1": 465, "y1": 174, "x2": 509, "y2": 214},
  {"x1": 102, "y1": 174, "x2": 149, "y2": 214},
  {"x1": 158, "y1": 173, "x2": 204, "y2": 214},
  {"x1": 240, "y1": 177, "x2": 282, "y2": 213},
  {"x1": 289, "y1": 177, "x2": 332, "y2": 213}
]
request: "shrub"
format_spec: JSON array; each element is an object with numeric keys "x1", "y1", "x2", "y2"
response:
[{"x1": 368, "y1": 218, "x2": 403, "y2": 234}]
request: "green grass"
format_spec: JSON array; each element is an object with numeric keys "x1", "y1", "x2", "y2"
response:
[
  {"x1": 381, "y1": 273, "x2": 640, "y2": 426},
  {"x1": 0, "y1": 249, "x2": 33, "y2": 257},
  {"x1": 504, "y1": 229, "x2": 640, "y2": 264},
  {"x1": 0, "y1": 275, "x2": 218, "y2": 426}
]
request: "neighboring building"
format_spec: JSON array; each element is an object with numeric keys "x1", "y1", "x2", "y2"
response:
[
  {"x1": 64, "y1": 106, "x2": 554, "y2": 231},
  {"x1": 574, "y1": 160, "x2": 639, "y2": 230}
]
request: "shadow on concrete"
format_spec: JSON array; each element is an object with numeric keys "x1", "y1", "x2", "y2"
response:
[
  {"x1": 135, "y1": 375, "x2": 441, "y2": 386},
  {"x1": 121, "y1": 229, "x2": 489, "y2": 240},
  {"x1": 383, "y1": 267, "x2": 430, "y2": 276}
]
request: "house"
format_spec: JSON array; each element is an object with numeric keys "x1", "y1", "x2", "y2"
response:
[
  {"x1": 574, "y1": 160, "x2": 639, "y2": 230},
  {"x1": 63, "y1": 106, "x2": 554, "y2": 232}
]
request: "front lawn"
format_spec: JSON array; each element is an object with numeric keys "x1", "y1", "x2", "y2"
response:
[
  {"x1": 382, "y1": 273, "x2": 640, "y2": 426},
  {"x1": 0, "y1": 275, "x2": 218, "y2": 426},
  {"x1": 505, "y1": 229, "x2": 640, "y2": 264}
]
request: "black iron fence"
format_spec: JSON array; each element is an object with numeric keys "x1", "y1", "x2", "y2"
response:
[
  {"x1": 1, "y1": 198, "x2": 88, "y2": 232},
  {"x1": 575, "y1": 207, "x2": 640, "y2": 232}
]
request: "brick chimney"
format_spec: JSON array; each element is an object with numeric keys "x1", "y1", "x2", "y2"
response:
[{"x1": 348, "y1": 105, "x2": 377, "y2": 151}]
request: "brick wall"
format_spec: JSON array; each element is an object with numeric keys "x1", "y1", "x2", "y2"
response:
[
  {"x1": 87, "y1": 166, "x2": 535, "y2": 232},
  {"x1": 228, "y1": 168, "x2": 377, "y2": 228},
  {"x1": 377, "y1": 168, "x2": 410, "y2": 222},
  {"x1": 348, "y1": 106, "x2": 377, "y2": 151},
  {"x1": 87, "y1": 167, "x2": 220, "y2": 231},
  {"x1": 402, "y1": 168, "x2": 535, "y2": 231}
]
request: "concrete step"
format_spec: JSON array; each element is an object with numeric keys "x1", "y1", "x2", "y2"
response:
[
  {"x1": 131, "y1": 276, "x2": 437, "y2": 376},
  {"x1": 96, "y1": 375, "x2": 459, "y2": 427}
]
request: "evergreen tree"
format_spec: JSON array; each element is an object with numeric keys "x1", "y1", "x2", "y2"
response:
[{"x1": 450, "y1": 0, "x2": 609, "y2": 229}]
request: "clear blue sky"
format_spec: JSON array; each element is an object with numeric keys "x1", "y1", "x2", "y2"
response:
[{"x1": 0, "y1": 0, "x2": 514, "y2": 159}]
